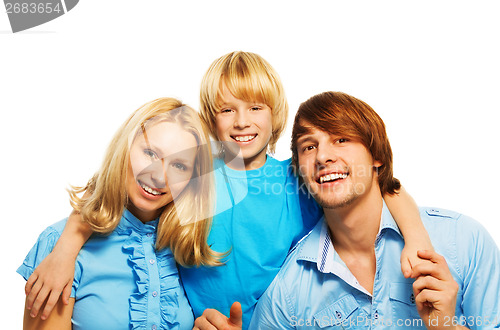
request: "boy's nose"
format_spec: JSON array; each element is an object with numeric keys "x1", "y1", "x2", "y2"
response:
[{"x1": 234, "y1": 111, "x2": 251, "y2": 128}]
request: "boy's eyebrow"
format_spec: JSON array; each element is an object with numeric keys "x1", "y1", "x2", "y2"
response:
[{"x1": 217, "y1": 101, "x2": 231, "y2": 108}]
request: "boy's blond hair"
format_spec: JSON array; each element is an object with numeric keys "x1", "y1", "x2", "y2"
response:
[{"x1": 199, "y1": 51, "x2": 288, "y2": 153}]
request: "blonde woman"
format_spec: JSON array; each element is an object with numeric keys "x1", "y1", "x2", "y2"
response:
[{"x1": 18, "y1": 98, "x2": 220, "y2": 329}]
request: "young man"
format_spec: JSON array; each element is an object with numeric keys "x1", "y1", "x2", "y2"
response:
[{"x1": 248, "y1": 92, "x2": 500, "y2": 329}]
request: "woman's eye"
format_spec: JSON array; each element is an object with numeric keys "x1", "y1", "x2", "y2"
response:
[
  {"x1": 144, "y1": 149, "x2": 158, "y2": 159},
  {"x1": 172, "y1": 163, "x2": 187, "y2": 171}
]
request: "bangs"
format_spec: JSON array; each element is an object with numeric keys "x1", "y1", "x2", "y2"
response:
[
  {"x1": 215, "y1": 56, "x2": 277, "y2": 110},
  {"x1": 299, "y1": 113, "x2": 362, "y2": 144}
]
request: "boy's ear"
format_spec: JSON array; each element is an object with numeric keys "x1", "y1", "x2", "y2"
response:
[{"x1": 374, "y1": 160, "x2": 383, "y2": 168}]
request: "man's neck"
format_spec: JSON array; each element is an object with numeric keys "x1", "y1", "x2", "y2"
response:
[
  {"x1": 323, "y1": 188, "x2": 383, "y2": 254},
  {"x1": 323, "y1": 187, "x2": 383, "y2": 295}
]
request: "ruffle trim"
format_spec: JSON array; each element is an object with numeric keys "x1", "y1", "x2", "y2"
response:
[
  {"x1": 123, "y1": 229, "x2": 182, "y2": 329},
  {"x1": 157, "y1": 248, "x2": 181, "y2": 329}
]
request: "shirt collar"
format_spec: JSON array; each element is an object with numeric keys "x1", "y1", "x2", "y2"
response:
[
  {"x1": 119, "y1": 208, "x2": 159, "y2": 234},
  {"x1": 296, "y1": 200, "x2": 402, "y2": 295},
  {"x1": 378, "y1": 200, "x2": 403, "y2": 239}
]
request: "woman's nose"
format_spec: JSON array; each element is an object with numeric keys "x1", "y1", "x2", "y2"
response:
[{"x1": 149, "y1": 159, "x2": 167, "y2": 189}]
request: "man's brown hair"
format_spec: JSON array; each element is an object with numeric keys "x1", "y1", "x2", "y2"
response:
[{"x1": 291, "y1": 91, "x2": 400, "y2": 195}]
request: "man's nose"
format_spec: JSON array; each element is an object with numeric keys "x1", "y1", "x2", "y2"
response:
[{"x1": 315, "y1": 143, "x2": 338, "y2": 165}]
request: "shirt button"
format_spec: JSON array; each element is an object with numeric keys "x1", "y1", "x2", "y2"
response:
[
  {"x1": 374, "y1": 310, "x2": 379, "y2": 319},
  {"x1": 149, "y1": 259, "x2": 155, "y2": 265},
  {"x1": 147, "y1": 232, "x2": 153, "y2": 237},
  {"x1": 335, "y1": 311, "x2": 342, "y2": 319},
  {"x1": 152, "y1": 291, "x2": 158, "y2": 297},
  {"x1": 410, "y1": 293, "x2": 415, "y2": 303},
  {"x1": 152, "y1": 325, "x2": 157, "y2": 330}
]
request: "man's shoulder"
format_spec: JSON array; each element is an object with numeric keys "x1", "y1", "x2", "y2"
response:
[
  {"x1": 419, "y1": 206, "x2": 486, "y2": 232},
  {"x1": 418, "y1": 206, "x2": 497, "y2": 267},
  {"x1": 418, "y1": 206, "x2": 489, "y2": 240},
  {"x1": 277, "y1": 224, "x2": 320, "y2": 282},
  {"x1": 419, "y1": 206, "x2": 462, "y2": 221}
]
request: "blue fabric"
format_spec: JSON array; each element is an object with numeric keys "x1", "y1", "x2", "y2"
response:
[
  {"x1": 18, "y1": 209, "x2": 194, "y2": 330},
  {"x1": 179, "y1": 156, "x2": 322, "y2": 329},
  {"x1": 250, "y1": 203, "x2": 500, "y2": 329}
]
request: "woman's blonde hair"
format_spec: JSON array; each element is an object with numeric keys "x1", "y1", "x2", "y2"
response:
[
  {"x1": 69, "y1": 98, "x2": 221, "y2": 267},
  {"x1": 199, "y1": 51, "x2": 288, "y2": 153}
]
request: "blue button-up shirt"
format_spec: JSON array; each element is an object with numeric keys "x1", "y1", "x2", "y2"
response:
[{"x1": 250, "y1": 203, "x2": 500, "y2": 329}]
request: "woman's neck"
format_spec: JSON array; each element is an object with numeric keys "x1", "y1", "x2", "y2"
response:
[{"x1": 126, "y1": 203, "x2": 162, "y2": 223}]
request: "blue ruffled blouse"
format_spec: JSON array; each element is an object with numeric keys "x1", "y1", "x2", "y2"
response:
[{"x1": 18, "y1": 209, "x2": 194, "y2": 329}]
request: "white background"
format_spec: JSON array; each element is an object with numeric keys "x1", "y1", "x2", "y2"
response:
[{"x1": 1, "y1": 1, "x2": 499, "y2": 327}]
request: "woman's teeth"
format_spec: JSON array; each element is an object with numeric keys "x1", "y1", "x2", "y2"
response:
[
  {"x1": 139, "y1": 181, "x2": 163, "y2": 195},
  {"x1": 319, "y1": 173, "x2": 348, "y2": 184},
  {"x1": 233, "y1": 135, "x2": 256, "y2": 142}
]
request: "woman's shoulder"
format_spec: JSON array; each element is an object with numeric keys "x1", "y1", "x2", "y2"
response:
[
  {"x1": 17, "y1": 219, "x2": 68, "y2": 280},
  {"x1": 30, "y1": 218, "x2": 68, "y2": 248}
]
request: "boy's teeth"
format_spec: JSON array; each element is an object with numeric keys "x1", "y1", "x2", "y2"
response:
[
  {"x1": 140, "y1": 182, "x2": 162, "y2": 195},
  {"x1": 234, "y1": 135, "x2": 256, "y2": 142},
  {"x1": 319, "y1": 173, "x2": 348, "y2": 184}
]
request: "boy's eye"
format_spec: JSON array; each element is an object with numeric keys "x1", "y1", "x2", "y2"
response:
[
  {"x1": 250, "y1": 106, "x2": 261, "y2": 111},
  {"x1": 220, "y1": 108, "x2": 233, "y2": 113},
  {"x1": 336, "y1": 138, "x2": 348, "y2": 144}
]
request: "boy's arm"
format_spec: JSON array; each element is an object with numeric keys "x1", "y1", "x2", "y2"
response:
[
  {"x1": 23, "y1": 297, "x2": 75, "y2": 330},
  {"x1": 383, "y1": 186, "x2": 434, "y2": 278},
  {"x1": 25, "y1": 210, "x2": 92, "y2": 320}
]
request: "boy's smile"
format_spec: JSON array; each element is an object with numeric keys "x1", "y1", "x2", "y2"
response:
[{"x1": 215, "y1": 83, "x2": 272, "y2": 170}]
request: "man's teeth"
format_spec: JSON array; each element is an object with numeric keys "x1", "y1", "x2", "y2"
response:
[
  {"x1": 234, "y1": 135, "x2": 256, "y2": 142},
  {"x1": 140, "y1": 182, "x2": 162, "y2": 195},
  {"x1": 319, "y1": 173, "x2": 348, "y2": 184}
]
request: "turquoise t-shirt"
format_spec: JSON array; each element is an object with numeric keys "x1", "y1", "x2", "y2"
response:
[
  {"x1": 179, "y1": 156, "x2": 322, "y2": 329},
  {"x1": 18, "y1": 209, "x2": 194, "y2": 330}
]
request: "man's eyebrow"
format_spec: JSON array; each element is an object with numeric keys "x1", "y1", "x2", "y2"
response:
[{"x1": 296, "y1": 135, "x2": 315, "y2": 145}]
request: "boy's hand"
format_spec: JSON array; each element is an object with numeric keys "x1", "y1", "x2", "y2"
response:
[
  {"x1": 25, "y1": 249, "x2": 75, "y2": 320},
  {"x1": 401, "y1": 235, "x2": 434, "y2": 278},
  {"x1": 411, "y1": 250, "x2": 461, "y2": 330},
  {"x1": 193, "y1": 302, "x2": 242, "y2": 330}
]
